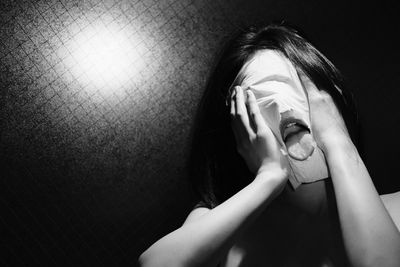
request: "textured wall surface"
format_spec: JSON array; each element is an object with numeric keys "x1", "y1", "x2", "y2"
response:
[{"x1": 1, "y1": 0, "x2": 399, "y2": 266}]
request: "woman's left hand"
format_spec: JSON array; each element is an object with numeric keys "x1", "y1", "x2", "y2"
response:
[{"x1": 306, "y1": 80, "x2": 352, "y2": 152}]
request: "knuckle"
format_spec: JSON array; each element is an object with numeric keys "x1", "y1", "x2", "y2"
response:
[
  {"x1": 312, "y1": 94, "x2": 324, "y2": 102},
  {"x1": 236, "y1": 112, "x2": 246, "y2": 119},
  {"x1": 248, "y1": 133, "x2": 257, "y2": 141},
  {"x1": 248, "y1": 96, "x2": 256, "y2": 104},
  {"x1": 256, "y1": 128, "x2": 268, "y2": 137},
  {"x1": 322, "y1": 93, "x2": 332, "y2": 101},
  {"x1": 249, "y1": 110, "x2": 257, "y2": 118}
]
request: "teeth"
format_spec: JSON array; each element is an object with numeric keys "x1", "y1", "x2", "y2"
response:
[
  {"x1": 280, "y1": 118, "x2": 310, "y2": 143},
  {"x1": 283, "y1": 123, "x2": 310, "y2": 142},
  {"x1": 285, "y1": 122, "x2": 297, "y2": 129}
]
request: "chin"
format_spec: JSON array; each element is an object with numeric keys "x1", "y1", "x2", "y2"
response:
[{"x1": 278, "y1": 179, "x2": 331, "y2": 216}]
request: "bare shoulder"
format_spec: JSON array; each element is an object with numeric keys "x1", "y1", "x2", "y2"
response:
[
  {"x1": 182, "y1": 205, "x2": 211, "y2": 225},
  {"x1": 381, "y1": 191, "x2": 400, "y2": 230}
]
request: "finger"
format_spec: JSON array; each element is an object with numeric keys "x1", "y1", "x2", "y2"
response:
[
  {"x1": 234, "y1": 86, "x2": 252, "y2": 134},
  {"x1": 305, "y1": 81, "x2": 329, "y2": 105},
  {"x1": 301, "y1": 74, "x2": 319, "y2": 95},
  {"x1": 230, "y1": 101, "x2": 246, "y2": 150},
  {"x1": 245, "y1": 89, "x2": 257, "y2": 131},
  {"x1": 246, "y1": 90, "x2": 267, "y2": 134},
  {"x1": 230, "y1": 87, "x2": 247, "y2": 141},
  {"x1": 231, "y1": 86, "x2": 255, "y2": 146},
  {"x1": 230, "y1": 88, "x2": 236, "y2": 117}
]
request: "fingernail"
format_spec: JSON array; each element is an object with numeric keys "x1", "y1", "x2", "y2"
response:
[
  {"x1": 231, "y1": 87, "x2": 236, "y2": 98},
  {"x1": 246, "y1": 90, "x2": 251, "y2": 100}
]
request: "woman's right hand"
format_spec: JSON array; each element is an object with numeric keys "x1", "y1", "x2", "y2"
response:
[{"x1": 230, "y1": 86, "x2": 288, "y2": 185}]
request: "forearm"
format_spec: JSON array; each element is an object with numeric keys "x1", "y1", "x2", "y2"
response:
[
  {"x1": 139, "y1": 170, "x2": 284, "y2": 267},
  {"x1": 326, "y1": 140, "x2": 400, "y2": 267}
]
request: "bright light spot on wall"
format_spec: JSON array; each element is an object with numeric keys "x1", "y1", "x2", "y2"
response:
[{"x1": 63, "y1": 21, "x2": 145, "y2": 94}]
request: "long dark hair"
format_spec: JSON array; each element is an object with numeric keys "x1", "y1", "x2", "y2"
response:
[{"x1": 188, "y1": 22, "x2": 359, "y2": 209}]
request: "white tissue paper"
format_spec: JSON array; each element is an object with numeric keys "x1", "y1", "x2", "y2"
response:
[{"x1": 232, "y1": 50, "x2": 329, "y2": 189}]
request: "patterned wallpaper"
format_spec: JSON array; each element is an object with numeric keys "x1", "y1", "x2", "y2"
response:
[
  {"x1": 1, "y1": 0, "x2": 236, "y2": 265},
  {"x1": 1, "y1": 0, "x2": 399, "y2": 265}
]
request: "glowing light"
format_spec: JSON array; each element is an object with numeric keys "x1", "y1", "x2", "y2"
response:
[{"x1": 62, "y1": 21, "x2": 145, "y2": 94}]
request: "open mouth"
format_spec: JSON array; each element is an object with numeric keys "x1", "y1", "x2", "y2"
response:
[{"x1": 280, "y1": 118, "x2": 315, "y2": 161}]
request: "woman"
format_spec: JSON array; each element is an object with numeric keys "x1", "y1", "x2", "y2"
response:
[{"x1": 139, "y1": 23, "x2": 400, "y2": 267}]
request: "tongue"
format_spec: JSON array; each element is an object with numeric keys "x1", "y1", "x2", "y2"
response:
[{"x1": 285, "y1": 130, "x2": 315, "y2": 160}]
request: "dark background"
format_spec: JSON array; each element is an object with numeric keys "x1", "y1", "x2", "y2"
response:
[{"x1": 1, "y1": 0, "x2": 399, "y2": 266}]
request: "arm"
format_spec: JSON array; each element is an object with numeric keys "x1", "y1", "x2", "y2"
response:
[
  {"x1": 381, "y1": 191, "x2": 400, "y2": 230},
  {"x1": 308, "y1": 86, "x2": 400, "y2": 267},
  {"x1": 138, "y1": 87, "x2": 288, "y2": 267},
  {"x1": 139, "y1": 170, "x2": 285, "y2": 267},
  {"x1": 326, "y1": 139, "x2": 400, "y2": 267}
]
